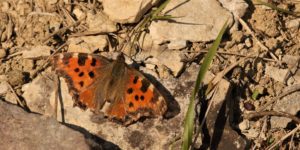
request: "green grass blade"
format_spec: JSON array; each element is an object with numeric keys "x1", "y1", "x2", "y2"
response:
[
  {"x1": 254, "y1": 0, "x2": 298, "y2": 16},
  {"x1": 181, "y1": 20, "x2": 229, "y2": 150}
]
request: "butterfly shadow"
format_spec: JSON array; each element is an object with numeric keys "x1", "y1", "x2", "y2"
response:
[
  {"x1": 142, "y1": 73, "x2": 181, "y2": 119},
  {"x1": 63, "y1": 123, "x2": 121, "y2": 150}
]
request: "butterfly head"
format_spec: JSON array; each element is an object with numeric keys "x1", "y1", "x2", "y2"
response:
[{"x1": 116, "y1": 53, "x2": 125, "y2": 63}]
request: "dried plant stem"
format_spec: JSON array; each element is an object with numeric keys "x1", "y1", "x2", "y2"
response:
[
  {"x1": 244, "y1": 110, "x2": 300, "y2": 124},
  {"x1": 5, "y1": 81, "x2": 26, "y2": 108},
  {"x1": 267, "y1": 125, "x2": 300, "y2": 150}
]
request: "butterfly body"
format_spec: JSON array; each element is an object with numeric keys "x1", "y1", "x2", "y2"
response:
[{"x1": 52, "y1": 53, "x2": 167, "y2": 125}]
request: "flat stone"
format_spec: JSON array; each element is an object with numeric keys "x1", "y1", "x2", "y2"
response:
[
  {"x1": 167, "y1": 40, "x2": 187, "y2": 50},
  {"x1": 102, "y1": 0, "x2": 159, "y2": 23},
  {"x1": 22, "y1": 70, "x2": 56, "y2": 115},
  {"x1": 143, "y1": 50, "x2": 185, "y2": 77},
  {"x1": 149, "y1": 0, "x2": 233, "y2": 45},
  {"x1": 265, "y1": 65, "x2": 290, "y2": 84},
  {"x1": 0, "y1": 101, "x2": 90, "y2": 150},
  {"x1": 22, "y1": 45, "x2": 51, "y2": 59},
  {"x1": 68, "y1": 35, "x2": 107, "y2": 53},
  {"x1": 86, "y1": 11, "x2": 117, "y2": 33},
  {"x1": 271, "y1": 91, "x2": 300, "y2": 128}
]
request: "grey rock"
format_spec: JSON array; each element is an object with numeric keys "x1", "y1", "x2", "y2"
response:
[{"x1": 0, "y1": 101, "x2": 90, "y2": 150}]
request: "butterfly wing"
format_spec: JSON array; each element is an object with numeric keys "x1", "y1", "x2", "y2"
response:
[
  {"x1": 106, "y1": 68, "x2": 167, "y2": 125},
  {"x1": 52, "y1": 53, "x2": 110, "y2": 110}
]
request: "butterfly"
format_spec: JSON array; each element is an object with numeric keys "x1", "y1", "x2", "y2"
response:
[{"x1": 51, "y1": 52, "x2": 167, "y2": 125}]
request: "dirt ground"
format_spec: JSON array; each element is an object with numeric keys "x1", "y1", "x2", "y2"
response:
[{"x1": 0, "y1": 0, "x2": 300, "y2": 149}]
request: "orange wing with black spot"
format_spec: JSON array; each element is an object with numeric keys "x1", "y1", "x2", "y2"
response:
[
  {"x1": 106, "y1": 69, "x2": 167, "y2": 125},
  {"x1": 52, "y1": 53, "x2": 110, "y2": 110}
]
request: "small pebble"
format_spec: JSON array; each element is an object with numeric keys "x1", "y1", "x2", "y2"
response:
[
  {"x1": 244, "y1": 102, "x2": 255, "y2": 111},
  {"x1": 0, "y1": 48, "x2": 6, "y2": 58},
  {"x1": 239, "y1": 120, "x2": 250, "y2": 131},
  {"x1": 244, "y1": 38, "x2": 252, "y2": 48}
]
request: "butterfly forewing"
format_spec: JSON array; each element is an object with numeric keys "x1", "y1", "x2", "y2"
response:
[{"x1": 52, "y1": 53, "x2": 110, "y2": 109}]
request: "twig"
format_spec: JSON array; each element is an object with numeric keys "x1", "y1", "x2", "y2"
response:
[
  {"x1": 257, "y1": 84, "x2": 300, "y2": 112},
  {"x1": 206, "y1": 53, "x2": 253, "y2": 94},
  {"x1": 267, "y1": 125, "x2": 300, "y2": 150},
  {"x1": 238, "y1": 17, "x2": 279, "y2": 62},
  {"x1": 42, "y1": 15, "x2": 86, "y2": 44},
  {"x1": 196, "y1": 50, "x2": 276, "y2": 62},
  {"x1": 244, "y1": 110, "x2": 300, "y2": 124},
  {"x1": 5, "y1": 81, "x2": 26, "y2": 108}
]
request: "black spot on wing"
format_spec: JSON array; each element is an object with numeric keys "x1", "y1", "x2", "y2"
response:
[
  {"x1": 140, "y1": 79, "x2": 150, "y2": 93},
  {"x1": 134, "y1": 95, "x2": 139, "y2": 101},
  {"x1": 88, "y1": 71, "x2": 95, "y2": 78},
  {"x1": 78, "y1": 72, "x2": 84, "y2": 77},
  {"x1": 129, "y1": 102, "x2": 134, "y2": 108},
  {"x1": 133, "y1": 76, "x2": 139, "y2": 84},
  {"x1": 78, "y1": 53, "x2": 88, "y2": 66},
  {"x1": 74, "y1": 68, "x2": 80, "y2": 72},
  {"x1": 79, "y1": 81, "x2": 84, "y2": 87},
  {"x1": 140, "y1": 95, "x2": 144, "y2": 101},
  {"x1": 127, "y1": 88, "x2": 133, "y2": 94},
  {"x1": 91, "y1": 58, "x2": 96, "y2": 66}
]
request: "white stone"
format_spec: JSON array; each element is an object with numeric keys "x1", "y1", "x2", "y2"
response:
[
  {"x1": 73, "y1": 7, "x2": 85, "y2": 19},
  {"x1": 149, "y1": 0, "x2": 233, "y2": 45},
  {"x1": 0, "y1": 48, "x2": 6, "y2": 58},
  {"x1": 285, "y1": 18, "x2": 300, "y2": 29},
  {"x1": 22, "y1": 45, "x2": 51, "y2": 59},
  {"x1": 146, "y1": 50, "x2": 185, "y2": 77},
  {"x1": 219, "y1": 0, "x2": 248, "y2": 30},
  {"x1": 265, "y1": 65, "x2": 290, "y2": 83},
  {"x1": 244, "y1": 38, "x2": 252, "y2": 48},
  {"x1": 167, "y1": 40, "x2": 187, "y2": 50},
  {"x1": 102, "y1": 0, "x2": 159, "y2": 23},
  {"x1": 68, "y1": 35, "x2": 107, "y2": 53},
  {"x1": 219, "y1": 0, "x2": 248, "y2": 18},
  {"x1": 245, "y1": 128, "x2": 259, "y2": 138},
  {"x1": 239, "y1": 120, "x2": 250, "y2": 131}
]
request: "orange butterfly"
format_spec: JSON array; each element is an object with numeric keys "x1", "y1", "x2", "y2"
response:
[{"x1": 52, "y1": 53, "x2": 167, "y2": 125}]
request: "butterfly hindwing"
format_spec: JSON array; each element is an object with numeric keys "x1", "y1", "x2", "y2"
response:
[{"x1": 106, "y1": 68, "x2": 167, "y2": 124}]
